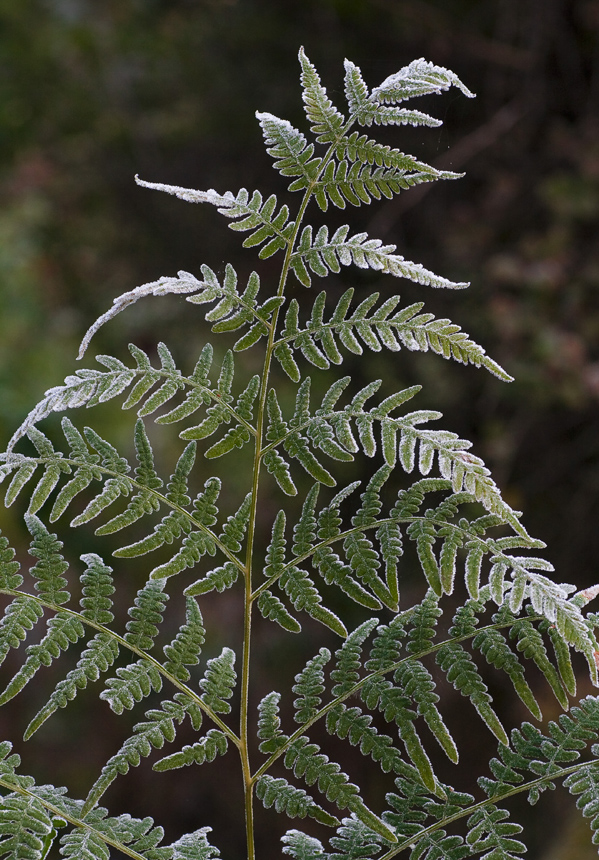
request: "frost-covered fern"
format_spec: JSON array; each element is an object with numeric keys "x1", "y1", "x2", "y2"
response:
[{"x1": 0, "y1": 47, "x2": 598, "y2": 860}]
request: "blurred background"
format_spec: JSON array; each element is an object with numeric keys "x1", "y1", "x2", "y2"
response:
[{"x1": 0, "y1": 1, "x2": 598, "y2": 857}]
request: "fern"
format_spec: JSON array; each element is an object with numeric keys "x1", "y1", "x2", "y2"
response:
[{"x1": 0, "y1": 45, "x2": 598, "y2": 860}]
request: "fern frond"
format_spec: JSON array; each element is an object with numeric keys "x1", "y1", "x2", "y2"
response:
[
  {"x1": 168, "y1": 827, "x2": 221, "y2": 860},
  {"x1": 394, "y1": 659, "x2": 459, "y2": 764},
  {"x1": 563, "y1": 761, "x2": 599, "y2": 846},
  {"x1": 0, "y1": 793, "x2": 57, "y2": 860},
  {"x1": 95, "y1": 420, "x2": 162, "y2": 535},
  {"x1": 465, "y1": 805, "x2": 526, "y2": 859},
  {"x1": 473, "y1": 624, "x2": 542, "y2": 721},
  {"x1": 257, "y1": 691, "x2": 289, "y2": 755},
  {"x1": 152, "y1": 729, "x2": 228, "y2": 772},
  {"x1": 100, "y1": 659, "x2": 163, "y2": 715},
  {"x1": 113, "y1": 443, "x2": 196, "y2": 563},
  {"x1": 199, "y1": 647, "x2": 236, "y2": 715},
  {"x1": 372, "y1": 57, "x2": 475, "y2": 105},
  {"x1": 124, "y1": 578, "x2": 169, "y2": 651},
  {"x1": 163, "y1": 597, "x2": 205, "y2": 682},
  {"x1": 79, "y1": 553, "x2": 115, "y2": 624},
  {"x1": 284, "y1": 736, "x2": 395, "y2": 841},
  {"x1": 298, "y1": 47, "x2": 346, "y2": 145},
  {"x1": 504, "y1": 609, "x2": 570, "y2": 710},
  {"x1": 293, "y1": 647, "x2": 331, "y2": 725},
  {"x1": 326, "y1": 703, "x2": 418, "y2": 778},
  {"x1": 436, "y1": 641, "x2": 508, "y2": 746},
  {"x1": 257, "y1": 589, "x2": 301, "y2": 633},
  {"x1": 184, "y1": 562, "x2": 239, "y2": 597},
  {"x1": 136, "y1": 178, "x2": 295, "y2": 260},
  {"x1": 0, "y1": 611, "x2": 85, "y2": 706},
  {"x1": 281, "y1": 829, "x2": 325, "y2": 859},
  {"x1": 256, "y1": 775, "x2": 339, "y2": 827},
  {"x1": 149, "y1": 479, "x2": 224, "y2": 582},
  {"x1": 184, "y1": 265, "x2": 283, "y2": 350},
  {"x1": 24, "y1": 632, "x2": 120, "y2": 740},
  {"x1": 331, "y1": 618, "x2": 378, "y2": 697},
  {"x1": 257, "y1": 112, "x2": 321, "y2": 188},
  {"x1": 26, "y1": 514, "x2": 70, "y2": 605},
  {"x1": 308, "y1": 160, "x2": 471, "y2": 218},
  {"x1": 0, "y1": 596, "x2": 44, "y2": 668},
  {"x1": 84, "y1": 696, "x2": 201, "y2": 813}
]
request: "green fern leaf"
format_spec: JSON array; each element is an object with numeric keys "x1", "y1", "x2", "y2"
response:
[
  {"x1": 24, "y1": 632, "x2": 119, "y2": 739},
  {"x1": 167, "y1": 827, "x2": 222, "y2": 860},
  {"x1": 331, "y1": 619, "x2": 378, "y2": 697},
  {"x1": 95, "y1": 420, "x2": 162, "y2": 535},
  {"x1": 466, "y1": 805, "x2": 526, "y2": 859},
  {"x1": 78, "y1": 554, "x2": 115, "y2": 624},
  {"x1": 257, "y1": 691, "x2": 289, "y2": 754},
  {"x1": 0, "y1": 611, "x2": 85, "y2": 706},
  {"x1": 257, "y1": 590, "x2": 301, "y2": 633},
  {"x1": 293, "y1": 647, "x2": 331, "y2": 724},
  {"x1": 256, "y1": 775, "x2": 339, "y2": 827},
  {"x1": 0, "y1": 533, "x2": 22, "y2": 590},
  {"x1": 473, "y1": 625, "x2": 542, "y2": 720},
  {"x1": 257, "y1": 112, "x2": 320, "y2": 187},
  {"x1": 0, "y1": 793, "x2": 57, "y2": 860},
  {"x1": 100, "y1": 659, "x2": 163, "y2": 715},
  {"x1": 153, "y1": 729, "x2": 228, "y2": 772},
  {"x1": 163, "y1": 597, "x2": 205, "y2": 682},
  {"x1": 436, "y1": 642, "x2": 508, "y2": 746},
  {"x1": 372, "y1": 57, "x2": 475, "y2": 105},
  {"x1": 199, "y1": 647, "x2": 237, "y2": 714},
  {"x1": 124, "y1": 578, "x2": 169, "y2": 651},
  {"x1": 326, "y1": 703, "x2": 418, "y2": 778},
  {"x1": 114, "y1": 442, "x2": 195, "y2": 558},
  {"x1": 563, "y1": 761, "x2": 599, "y2": 846},
  {"x1": 505, "y1": 611, "x2": 569, "y2": 710},
  {"x1": 84, "y1": 697, "x2": 197, "y2": 813},
  {"x1": 25, "y1": 515, "x2": 70, "y2": 605},
  {"x1": 298, "y1": 47, "x2": 346, "y2": 145},
  {"x1": 184, "y1": 562, "x2": 239, "y2": 597},
  {"x1": 281, "y1": 830, "x2": 325, "y2": 860}
]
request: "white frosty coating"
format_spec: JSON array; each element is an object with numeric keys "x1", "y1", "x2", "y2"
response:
[
  {"x1": 135, "y1": 175, "x2": 232, "y2": 206},
  {"x1": 77, "y1": 272, "x2": 204, "y2": 359},
  {"x1": 372, "y1": 58, "x2": 476, "y2": 101}
]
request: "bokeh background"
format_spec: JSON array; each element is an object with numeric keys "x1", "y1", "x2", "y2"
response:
[{"x1": 1, "y1": 1, "x2": 598, "y2": 858}]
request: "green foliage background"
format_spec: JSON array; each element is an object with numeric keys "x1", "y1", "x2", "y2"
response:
[{"x1": 0, "y1": 1, "x2": 598, "y2": 857}]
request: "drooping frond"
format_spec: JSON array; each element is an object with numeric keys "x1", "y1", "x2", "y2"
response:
[
  {"x1": 135, "y1": 178, "x2": 295, "y2": 260},
  {"x1": 436, "y1": 641, "x2": 508, "y2": 747}
]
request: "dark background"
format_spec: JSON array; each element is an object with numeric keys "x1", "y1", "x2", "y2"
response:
[{"x1": 0, "y1": 1, "x2": 598, "y2": 858}]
